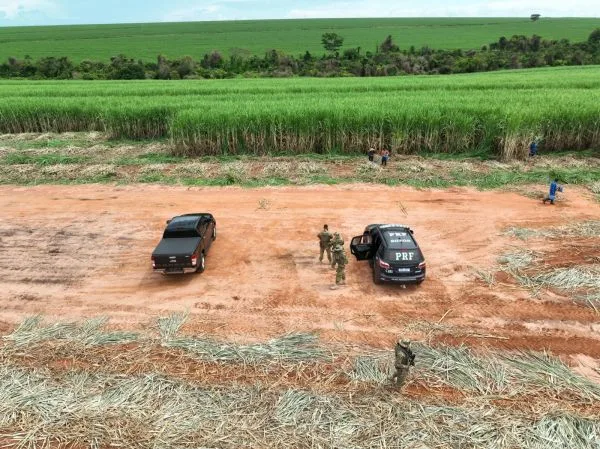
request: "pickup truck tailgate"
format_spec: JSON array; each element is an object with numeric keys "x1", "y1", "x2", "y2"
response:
[{"x1": 152, "y1": 237, "x2": 201, "y2": 269}]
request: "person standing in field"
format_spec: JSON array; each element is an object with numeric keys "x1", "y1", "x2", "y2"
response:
[
  {"x1": 368, "y1": 148, "x2": 376, "y2": 162},
  {"x1": 381, "y1": 149, "x2": 390, "y2": 167},
  {"x1": 529, "y1": 141, "x2": 538, "y2": 157},
  {"x1": 391, "y1": 339, "x2": 415, "y2": 388},
  {"x1": 331, "y1": 244, "x2": 348, "y2": 288},
  {"x1": 317, "y1": 224, "x2": 333, "y2": 264},
  {"x1": 543, "y1": 178, "x2": 563, "y2": 205}
]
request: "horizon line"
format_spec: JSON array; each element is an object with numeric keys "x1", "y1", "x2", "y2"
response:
[{"x1": 1, "y1": 16, "x2": 599, "y2": 29}]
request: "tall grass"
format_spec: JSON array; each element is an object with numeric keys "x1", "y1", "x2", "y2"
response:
[
  {"x1": 0, "y1": 67, "x2": 599, "y2": 158},
  {"x1": 2, "y1": 364, "x2": 598, "y2": 449},
  {"x1": 2, "y1": 314, "x2": 600, "y2": 448}
]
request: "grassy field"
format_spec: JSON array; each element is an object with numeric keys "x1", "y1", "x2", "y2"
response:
[
  {"x1": 1, "y1": 315, "x2": 599, "y2": 448},
  {"x1": 1, "y1": 18, "x2": 599, "y2": 62},
  {"x1": 0, "y1": 66, "x2": 599, "y2": 158},
  {"x1": 1, "y1": 133, "x2": 599, "y2": 190}
]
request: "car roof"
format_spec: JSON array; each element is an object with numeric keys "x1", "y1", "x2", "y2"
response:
[
  {"x1": 367, "y1": 223, "x2": 412, "y2": 233},
  {"x1": 377, "y1": 223, "x2": 410, "y2": 229},
  {"x1": 379, "y1": 225, "x2": 411, "y2": 232},
  {"x1": 166, "y1": 213, "x2": 212, "y2": 231}
]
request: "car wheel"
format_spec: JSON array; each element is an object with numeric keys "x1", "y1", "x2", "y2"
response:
[
  {"x1": 212, "y1": 225, "x2": 217, "y2": 241},
  {"x1": 416, "y1": 279, "x2": 424, "y2": 285},
  {"x1": 196, "y1": 252, "x2": 206, "y2": 273},
  {"x1": 372, "y1": 266, "x2": 383, "y2": 285}
]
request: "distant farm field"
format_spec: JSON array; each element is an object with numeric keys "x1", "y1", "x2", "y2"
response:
[
  {"x1": 1, "y1": 66, "x2": 599, "y2": 158},
  {"x1": 1, "y1": 17, "x2": 599, "y2": 62}
]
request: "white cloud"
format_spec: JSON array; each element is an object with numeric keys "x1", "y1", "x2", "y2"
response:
[
  {"x1": 287, "y1": 0, "x2": 600, "y2": 18},
  {"x1": 438, "y1": 0, "x2": 600, "y2": 17},
  {"x1": 163, "y1": 4, "x2": 227, "y2": 22},
  {"x1": 0, "y1": 0, "x2": 57, "y2": 19},
  {"x1": 287, "y1": 1, "x2": 412, "y2": 19},
  {"x1": 163, "y1": 0, "x2": 266, "y2": 22}
]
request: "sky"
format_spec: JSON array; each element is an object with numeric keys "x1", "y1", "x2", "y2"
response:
[{"x1": 0, "y1": 0, "x2": 599, "y2": 26}]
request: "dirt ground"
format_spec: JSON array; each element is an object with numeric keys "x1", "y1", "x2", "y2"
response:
[{"x1": 0, "y1": 184, "x2": 599, "y2": 372}]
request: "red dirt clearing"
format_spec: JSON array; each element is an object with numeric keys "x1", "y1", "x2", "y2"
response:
[{"x1": 0, "y1": 184, "x2": 599, "y2": 361}]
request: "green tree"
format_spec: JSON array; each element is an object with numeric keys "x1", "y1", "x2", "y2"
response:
[
  {"x1": 201, "y1": 51, "x2": 223, "y2": 69},
  {"x1": 379, "y1": 35, "x2": 399, "y2": 53},
  {"x1": 37, "y1": 56, "x2": 73, "y2": 79},
  {"x1": 589, "y1": 28, "x2": 600, "y2": 45},
  {"x1": 156, "y1": 54, "x2": 170, "y2": 79},
  {"x1": 109, "y1": 55, "x2": 145, "y2": 79},
  {"x1": 176, "y1": 56, "x2": 195, "y2": 78},
  {"x1": 342, "y1": 47, "x2": 361, "y2": 60},
  {"x1": 321, "y1": 33, "x2": 344, "y2": 53}
]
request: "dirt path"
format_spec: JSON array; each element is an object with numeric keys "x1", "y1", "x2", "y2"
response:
[{"x1": 1, "y1": 184, "x2": 599, "y2": 361}]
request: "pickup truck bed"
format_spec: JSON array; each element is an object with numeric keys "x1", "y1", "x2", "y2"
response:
[{"x1": 153, "y1": 237, "x2": 202, "y2": 256}]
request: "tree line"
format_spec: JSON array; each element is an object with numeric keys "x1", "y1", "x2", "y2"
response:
[{"x1": 1, "y1": 29, "x2": 600, "y2": 80}]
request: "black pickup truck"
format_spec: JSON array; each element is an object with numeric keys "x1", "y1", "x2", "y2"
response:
[{"x1": 151, "y1": 213, "x2": 216, "y2": 274}]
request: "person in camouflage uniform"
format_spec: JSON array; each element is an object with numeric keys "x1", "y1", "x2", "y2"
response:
[
  {"x1": 329, "y1": 232, "x2": 344, "y2": 267},
  {"x1": 317, "y1": 224, "x2": 333, "y2": 263},
  {"x1": 331, "y1": 232, "x2": 344, "y2": 247},
  {"x1": 391, "y1": 339, "x2": 415, "y2": 388},
  {"x1": 331, "y1": 244, "x2": 348, "y2": 286}
]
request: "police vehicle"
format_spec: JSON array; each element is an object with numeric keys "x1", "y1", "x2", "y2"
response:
[{"x1": 349, "y1": 224, "x2": 426, "y2": 285}]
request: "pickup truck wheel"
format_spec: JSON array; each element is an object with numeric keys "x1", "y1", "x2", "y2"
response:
[
  {"x1": 196, "y1": 253, "x2": 206, "y2": 273},
  {"x1": 212, "y1": 226, "x2": 217, "y2": 241}
]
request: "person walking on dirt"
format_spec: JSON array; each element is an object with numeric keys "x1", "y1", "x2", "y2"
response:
[
  {"x1": 391, "y1": 339, "x2": 415, "y2": 388},
  {"x1": 317, "y1": 224, "x2": 333, "y2": 264},
  {"x1": 543, "y1": 178, "x2": 563, "y2": 205},
  {"x1": 381, "y1": 149, "x2": 390, "y2": 167},
  {"x1": 331, "y1": 244, "x2": 348, "y2": 287}
]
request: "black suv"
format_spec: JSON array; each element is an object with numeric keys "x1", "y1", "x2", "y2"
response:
[{"x1": 350, "y1": 224, "x2": 426, "y2": 285}]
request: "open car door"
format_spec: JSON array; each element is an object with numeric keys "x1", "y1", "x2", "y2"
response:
[{"x1": 350, "y1": 234, "x2": 374, "y2": 261}]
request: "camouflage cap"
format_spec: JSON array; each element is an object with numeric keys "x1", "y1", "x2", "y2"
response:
[{"x1": 399, "y1": 339, "x2": 411, "y2": 347}]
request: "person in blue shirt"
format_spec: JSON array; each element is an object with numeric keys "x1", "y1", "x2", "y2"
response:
[
  {"x1": 543, "y1": 179, "x2": 562, "y2": 205},
  {"x1": 381, "y1": 149, "x2": 390, "y2": 167},
  {"x1": 529, "y1": 141, "x2": 538, "y2": 157}
]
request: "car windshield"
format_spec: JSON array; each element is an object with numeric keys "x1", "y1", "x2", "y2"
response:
[
  {"x1": 163, "y1": 216, "x2": 201, "y2": 238},
  {"x1": 382, "y1": 230, "x2": 417, "y2": 249}
]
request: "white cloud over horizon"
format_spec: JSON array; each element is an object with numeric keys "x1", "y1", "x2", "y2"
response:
[
  {"x1": 160, "y1": 0, "x2": 600, "y2": 23},
  {"x1": 163, "y1": 5, "x2": 223, "y2": 22},
  {"x1": 0, "y1": 0, "x2": 599, "y2": 26},
  {"x1": 286, "y1": 0, "x2": 600, "y2": 19},
  {"x1": 0, "y1": 0, "x2": 58, "y2": 19}
]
